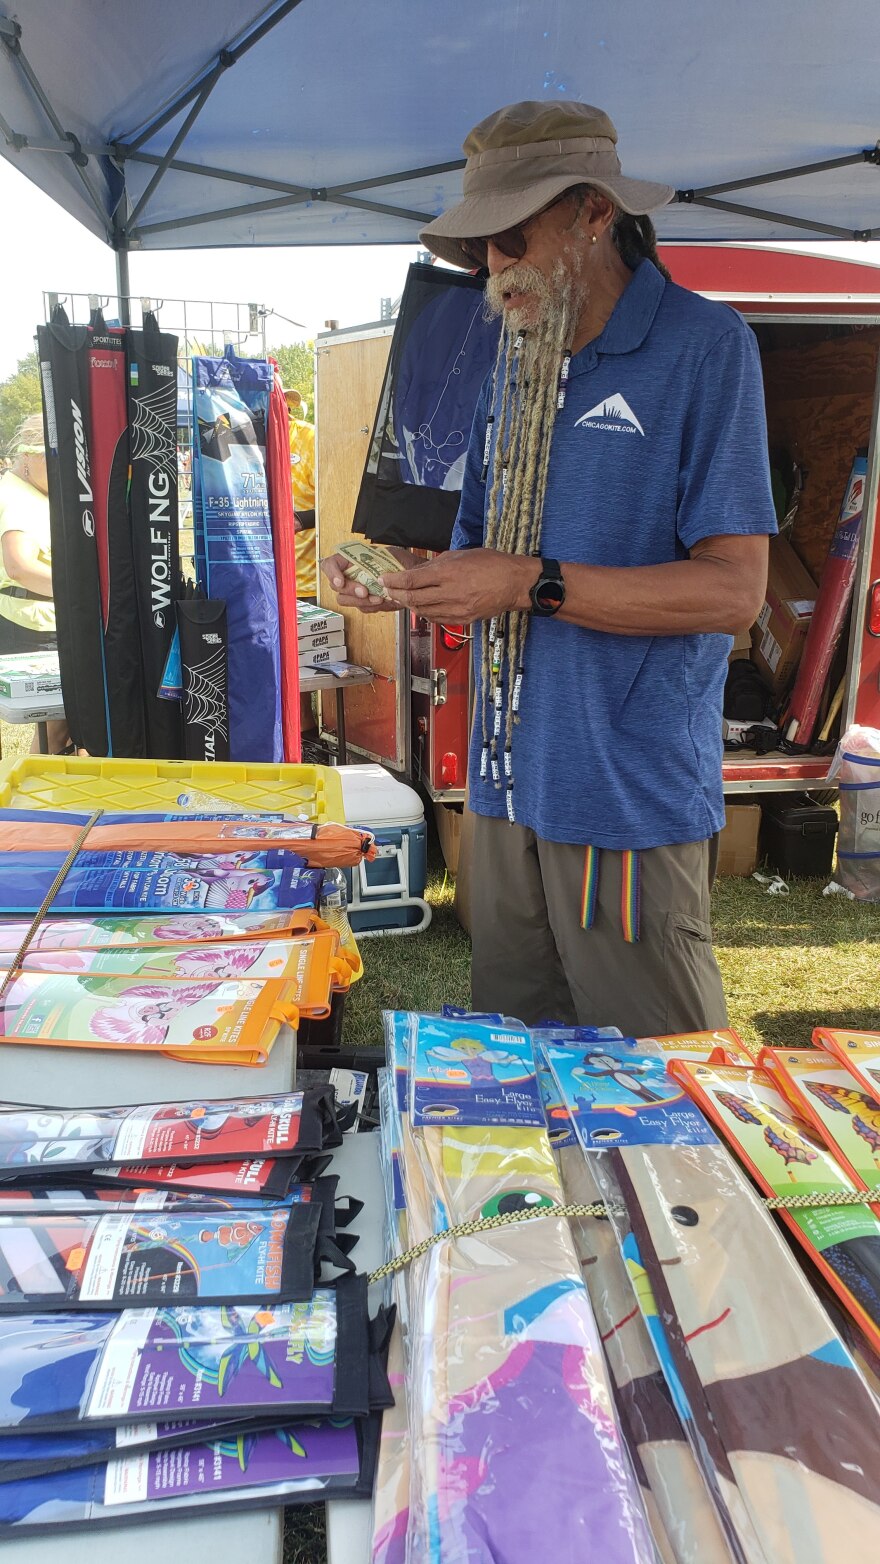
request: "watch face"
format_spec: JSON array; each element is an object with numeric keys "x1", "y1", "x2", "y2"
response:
[{"x1": 534, "y1": 577, "x2": 565, "y2": 613}]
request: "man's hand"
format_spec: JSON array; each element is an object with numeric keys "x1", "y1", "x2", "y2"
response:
[
  {"x1": 320, "y1": 544, "x2": 420, "y2": 613},
  {"x1": 382, "y1": 549, "x2": 539, "y2": 623}
]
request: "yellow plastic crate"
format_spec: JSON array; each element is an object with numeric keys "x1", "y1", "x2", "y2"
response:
[{"x1": 0, "y1": 757, "x2": 345, "y2": 822}]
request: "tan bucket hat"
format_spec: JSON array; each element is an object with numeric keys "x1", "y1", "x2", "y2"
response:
[{"x1": 420, "y1": 101, "x2": 674, "y2": 268}]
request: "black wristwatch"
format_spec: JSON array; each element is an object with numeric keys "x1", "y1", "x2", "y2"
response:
[{"x1": 529, "y1": 558, "x2": 566, "y2": 617}]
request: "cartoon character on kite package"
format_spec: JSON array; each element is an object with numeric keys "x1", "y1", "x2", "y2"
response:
[
  {"x1": 804, "y1": 1079, "x2": 880, "y2": 1169},
  {"x1": 150, "y1": 917, "x2": 231, "y2": 942},
  {"x1": 424, "y1": 1036, "x2": 525, "y2": 1085},
  {"x1": 0, "y1": 1110, "x2": 116, "y2": 1167},
  {"x1": 716, "y1": 1090, "x2": 820, "y2": 1182},
  {"x1": 571, "y1": 1051, "x2": 672, "y2": 1113},
  {"x1": 79, "y1": 981, "x2": 221, "y2": 1047},
  {"x1": 164, "y1": 1099, "x2": 269, "y2": 1141},
  {"x1": 167, "y1": 944, "x2": 265, "y2": 981},
  {"x1": 156, "y1": 1303, "x2": 288, "y2": 1393}
]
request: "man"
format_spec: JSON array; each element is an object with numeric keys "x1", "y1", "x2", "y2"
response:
[{"x1": 323, "y1": 100, "x2": 776, "y2": 1035}]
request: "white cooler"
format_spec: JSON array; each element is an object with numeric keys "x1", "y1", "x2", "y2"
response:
[{"x1": 338, "y1": 764, "x2": 430, "y2": 936}]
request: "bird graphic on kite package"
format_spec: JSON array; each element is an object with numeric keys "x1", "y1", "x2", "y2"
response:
[
  {"x1": 716, "y1": 1091, "x2": 820, "y2": 1182},
  {"x1": 804, "y1": 1081, "x2": 880, "y2": 1170}
]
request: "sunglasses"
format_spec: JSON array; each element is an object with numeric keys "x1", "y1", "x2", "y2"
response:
[{"x1": 460, "y1": 190, "x2": 578, "y2": 270}]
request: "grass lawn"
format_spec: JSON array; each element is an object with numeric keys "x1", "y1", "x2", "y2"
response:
[{"x1": 344, "y1": 849, "x2": 880, "y2": 1053}]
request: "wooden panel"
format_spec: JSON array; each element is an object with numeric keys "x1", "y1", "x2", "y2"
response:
[
  {"x1": 762, "y1": 329, "x2": 880, "y2": 579},
  {"x1": 315, "y1": 332, "x2": 403, "y2": 764}
]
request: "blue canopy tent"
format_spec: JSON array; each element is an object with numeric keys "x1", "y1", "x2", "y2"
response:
[{"x1": 1, "y1": 0, "x2": 880, "y2": 309}]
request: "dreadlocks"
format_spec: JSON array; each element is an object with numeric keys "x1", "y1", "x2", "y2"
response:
[
  {"x1": 476, "y1": 193, "x2": 669, "y2": 821},
  {"x1": 480, "y1": 263, "x2": 583, "y2": 819}
]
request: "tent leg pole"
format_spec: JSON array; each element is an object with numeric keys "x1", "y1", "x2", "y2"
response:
[{"x1": 115, "y1": 246, "x2": 131, "y2": 324}]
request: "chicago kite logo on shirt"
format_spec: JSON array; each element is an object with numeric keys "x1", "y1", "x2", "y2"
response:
[{"x1": 574, "y1": 393, "x2": 645, "y2": 436}]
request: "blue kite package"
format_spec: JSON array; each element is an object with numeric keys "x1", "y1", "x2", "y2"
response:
[
  {"x1": 0, "y1": 850, "x2": 324, "y2": 915},
  {"x1": 533, "y1": 1028, "x2": 624, "y2": 1151},
  {"x1": 408, "y1": 1013, "x2": 543, "y2": 1128},
  {"x1": 192, "y1": 348, "x2": 282, "y2": 763},
  {"x1": 543, "y1": 1037, "x2": 716, "y2": 1149}
]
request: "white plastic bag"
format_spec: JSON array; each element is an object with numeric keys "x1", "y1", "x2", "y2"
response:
[{"x1": 828, "y1": 724, "x2": 880, "y2": 899}]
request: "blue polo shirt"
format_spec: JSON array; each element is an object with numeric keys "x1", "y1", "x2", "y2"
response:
[{"x1": 452, "y1": 260, "x2": 777, "y2": 850}]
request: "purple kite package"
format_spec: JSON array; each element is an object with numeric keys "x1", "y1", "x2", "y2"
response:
[
  {"x1": 0, "y1": 1276, "x2": 376, "y2": 1431},
  {"x1": 0, "y1": 1417, "x2": 376, "y2": 1533}
]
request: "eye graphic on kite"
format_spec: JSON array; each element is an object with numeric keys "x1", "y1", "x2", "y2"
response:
[{"x1": 480, "y1": 1191, "x2": 555, "y2": 1219}]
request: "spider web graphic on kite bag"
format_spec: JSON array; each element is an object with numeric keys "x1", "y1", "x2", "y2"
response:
[
  {"x1": 184, "y1": 644, "x2": 229, "y2": 739},
  {"x1": 130, "y1": 379, "x2": 178, "y2": 479}
]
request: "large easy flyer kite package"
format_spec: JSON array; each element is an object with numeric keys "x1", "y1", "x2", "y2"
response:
[
  {"x1": 399, "y1": 1011, "x2": 655, "y2": 1564},
  {"x1": 544, "y1": 1038, "x2": 880, "y2": 1564}
]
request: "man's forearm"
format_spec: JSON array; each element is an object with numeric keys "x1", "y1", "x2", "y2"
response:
[{"x1": 538, "y1": 555, "x2": 764, "y2": 637}]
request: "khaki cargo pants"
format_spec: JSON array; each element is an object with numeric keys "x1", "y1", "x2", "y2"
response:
[{"x1": 469, "y1": 815, "x2": 727, "y2": 1036}]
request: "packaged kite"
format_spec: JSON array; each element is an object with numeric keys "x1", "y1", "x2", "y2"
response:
[
  {"x1": 673, "y1": 1059, "x2": 880, "y2": 1359},
  {"x1": 92, "y1": 1157, "x2": 309, "y2": 1200},
  {"x1": 0, "y1": 810, "x2": 376, "y2": 867},
  {"x1": 408, "y1": 1012, "x2": 544, "y2": 1128},
  {"x1": 759, "y1": 1045, "x2": 880, "y2": 1191},
  {"x1": 0, "y1": 1417, "x2": 377, "y2": 1534},
  {"x1": 0, "y1": 1276, "x2": 384, "y2": 1432},
  {"x1": 636, "y1": 1029, "x2": 753, "y2": 1067},
  {"x1": 398, "y1": 1011, "x2": 654, "y2": 1564},
  {"x1": 814, "y1": 1027, "x2": 880, "y2": 1104},
  {"x1": 0, "y1": 972, "x2": 299, "y2": 1066},
  {"x1": 545, "y1": 1041, "x2": 731, "y2": 1564},
  {"x1": 14, "y1": 931, "x2": 345, "y2": 1015},
  {"x1": 0, "y1": 1417, "x2": 280, "y2": 1484},
  {"x1": 0, "y1": 1199, "x2": 324, "y2": 1312},
  {"x1": 0, "y1": 910, "x2": 323, "y2": 953},
  {"x1": 0, "y1": 1089, "x2": 334, "y2": 1176},
  {"x1": 0, "y1": 1178, "x2": 358, "y2": 1285},
  {"x1": 0, "y1": 849, "x2": 325, "y2": 916},
  {"x1": 547, "y1": 1042, "x2": 880, "y2": 1564}
]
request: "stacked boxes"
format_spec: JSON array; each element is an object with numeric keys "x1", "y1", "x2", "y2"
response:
[{"x1": 298, "y1": 602, "x2": 347, "y2": 672}]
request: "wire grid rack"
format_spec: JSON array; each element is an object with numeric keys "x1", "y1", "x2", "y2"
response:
[{"x1": 40, "y1": 292, "x2": 269, "y2": 568}]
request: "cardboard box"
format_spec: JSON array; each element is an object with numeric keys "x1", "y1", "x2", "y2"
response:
[
  {"x1": 434, "y1": 801, "x2": 463, "y2": 875},
  {"x1": 729, "y1": 627, "x2": 752, "y2": 663},
  {"x1": 297, "y1": 603, "x2": 344, "y2": 639},
  {"x1": 298, "y1": 627, "x2": 346, "y2": 655},
  {"x1": 750, "y1": 536, "x2": 817, "y2": 696},
  {"x1": 300, "y1": 643, "x2": 348, "y2": 668},
  {"x1": 717, "y1": 803, "x2": 761, "y2": 877}
]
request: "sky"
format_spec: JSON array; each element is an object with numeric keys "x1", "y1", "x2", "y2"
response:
[
  {"x1": 0, "y1": 156, "x2": 421, "y2": 378},
  {"x1": 3, "y1": 152, "x2": 880, "y2": 382}
]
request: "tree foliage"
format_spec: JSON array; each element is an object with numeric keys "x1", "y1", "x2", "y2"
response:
[
  {"x1": 0, "y1": 351, "x2": 42, "y2": 454},
  {"x1": 268, "y1": 340, "x2": 315, "y2": 415}
]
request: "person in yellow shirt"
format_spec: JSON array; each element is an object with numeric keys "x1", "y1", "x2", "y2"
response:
[
  {"x1": 283, "y1": 387, "x2": 317, "y2": 600},
  {"x1": 0, "y1": 414, "x2": 70, "y2": 753}
]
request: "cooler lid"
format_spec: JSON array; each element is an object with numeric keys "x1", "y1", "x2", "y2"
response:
[{"x1": 338, "y1": 763, "x2": 425, "y2": 826}]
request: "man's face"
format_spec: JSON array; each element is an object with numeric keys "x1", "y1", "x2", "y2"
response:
[{"x1": 483, "y1": 193, "x2": 590, "y2": 331}]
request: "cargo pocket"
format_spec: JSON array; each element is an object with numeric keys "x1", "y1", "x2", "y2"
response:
[{"x1": 663, "y1": 912, "x2": 727, "y2": 1032}]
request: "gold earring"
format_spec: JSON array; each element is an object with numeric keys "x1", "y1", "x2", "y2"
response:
[{"x1": 591, "y1": 234, "x2": 598, "y2": 244}]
